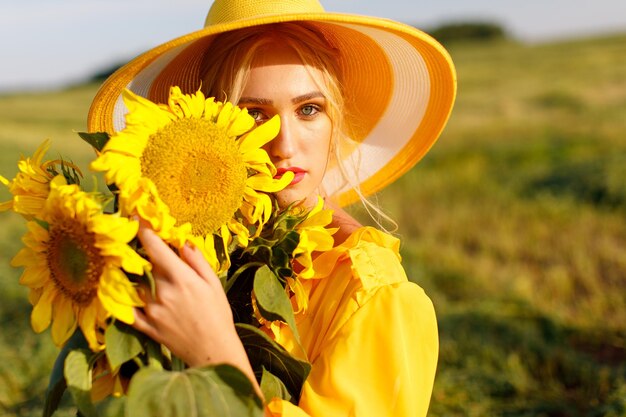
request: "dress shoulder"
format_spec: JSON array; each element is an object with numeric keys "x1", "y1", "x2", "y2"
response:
[
  {"x1": 267, "y1": 227, "x2": 438, "y2": 417},
  {"x1": 312, "y1": 226, "x2": 408, "y2": 295}
]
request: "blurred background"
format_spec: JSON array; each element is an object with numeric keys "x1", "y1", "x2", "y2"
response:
[{"x1": 1, "y1": 1, "x2": 625, "y2": 416}]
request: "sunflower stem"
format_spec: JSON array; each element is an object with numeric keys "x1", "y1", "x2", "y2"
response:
[
  {"x1": 145, "y1": 340, "x2": 164, "y2": 370},
  {"x1": 172, "y1": 355, "x2": 186, "y2": 372},
  {"x1": 143, "y1": 267, "x2": 156, "y2": 298}
]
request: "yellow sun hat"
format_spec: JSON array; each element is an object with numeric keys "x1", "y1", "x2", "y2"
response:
[{"x1": 87, "y1": 0, "x2": 457, "y2": 207}]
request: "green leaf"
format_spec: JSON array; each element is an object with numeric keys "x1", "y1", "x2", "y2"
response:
[
  {"x1": 253, "y1": 265, "x2": 300, "y2": 341},
  {"x1": 236, "y1": 323, "x2": 311, "y2": 403},
  {"x1": 243, "y1": 242, "x2": 272, "y2": 260},
  {"x1": 43, "y1": 329, "x2": 89, "y2": 417},
  {"x1": 105, "y1": 320, "x2": 145, "y2": 370},
  {"x1": 270, "y1": 247, "x2": 290, "y2": 272},
  {"x1": 60, "y1": 160, "x2": 83, "y2": 185},
  {"x1": 281, "y1": 216, "x2": 303, "y2": 232},
  {"x1": 78, "y1": 131, "x2": 110, "y2": 151},
  {"x1": 280, "y1": 231, "x2": 300, "y2": 254},
  {"x1": 226, "y1": 261, "x2": 264, "y2": 294},
  {"x1": 275, "y1": 267, "x2": 293, "y2": 280},
  {"x1": 96, "y1": 395, "x2": 126, "y2": 417},
  {"x1": 125, "y1": 365, "x2": 264, "y2": 417},
  {"x1": 260, "y1": 367, "x2": 292, "y2": 403},
  {"x1": 251, "y1": 236, "x2": 279, "y2": 248},
  {"x1": 65, "y1": 349, "x2": 98, "y2": 417},
  {"x1": 273, "y1": 203, "x2": 304, "y2": 230}
]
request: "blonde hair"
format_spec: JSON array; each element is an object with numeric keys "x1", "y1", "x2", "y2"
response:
[{"x1": 200, "y1": 23, "x2": 396, "y2": 230}]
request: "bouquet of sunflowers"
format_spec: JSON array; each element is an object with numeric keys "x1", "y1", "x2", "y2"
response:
[{"x1": 1, "y1": 87, "x2": 335, "y2": 417}]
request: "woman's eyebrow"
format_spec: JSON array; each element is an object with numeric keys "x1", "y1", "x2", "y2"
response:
[
  {"x1": 238, "y1": 92, "x2": 325, "y2": 106},
  {"x1": 238, "y1": 97, "x2": 272, "y2": 105},
  {"x1": 292, "y1": 92, "x2": 324, "y2": 104}
]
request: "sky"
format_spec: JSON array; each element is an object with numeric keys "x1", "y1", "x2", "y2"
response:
[{"x1": 1, "y1": 0, "x2": 626, "y2": 92}]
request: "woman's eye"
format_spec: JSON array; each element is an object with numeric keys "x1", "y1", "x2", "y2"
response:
[
  {"x1": 247, "y1": 109, "x2": 266, "y2": 122},
  {"x1": 300, "y1": 104, "x2": 319, "y2": 117}
]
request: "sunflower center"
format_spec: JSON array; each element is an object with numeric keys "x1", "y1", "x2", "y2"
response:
[
  {"x1": 47, "y1": 221, "x2": 105, "y2": 306},
  {"x1": 141, "y1": 118, "x2": 248, "y2": 236}
]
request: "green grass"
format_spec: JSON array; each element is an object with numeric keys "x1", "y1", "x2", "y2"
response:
[
  {"x1": 377, "y1": 34, "x2": 626, "y2": 416},
  {"x1": 1, "y1": 34, "x2": 626, "y2": 416},
  {"x1": 0, "y1": 84, "x2": 100, "y2": 417}
]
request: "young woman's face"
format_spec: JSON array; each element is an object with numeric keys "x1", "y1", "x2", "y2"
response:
[{"x1": 238, "y1": 45, "x2": 333, "y2": 208}]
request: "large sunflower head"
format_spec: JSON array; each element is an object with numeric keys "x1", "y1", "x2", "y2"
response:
[
  {"x1": 91, "y1": 87, "x2": 292, "y2": 272},
  {"x1": 11, "y1": 176, "x2": 149, "y2": 350}
]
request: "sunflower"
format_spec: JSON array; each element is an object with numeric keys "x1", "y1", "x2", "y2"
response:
[
  {"x1": 253, "y1": 197, "x2": 336, "y2": 338},
  {"x1": 1, "y1": 139, "x2": 56, "y2": 217},
  {"x1": 91, "y1": 87, "x2": 293, "y2": 272},
  {"x1": 289, "y1": 197, "x2": 337, "y2": 314},
  {"x1": 11, "y1": 176, "x2": 149, "y2": 350},
  {"x1": 293, "y1": 198, "x2": 337, "y2": 278}
]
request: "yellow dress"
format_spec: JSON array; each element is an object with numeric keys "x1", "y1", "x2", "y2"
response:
[{"x1": 266, "y1": 227, "x2": 439, "y2": 417}]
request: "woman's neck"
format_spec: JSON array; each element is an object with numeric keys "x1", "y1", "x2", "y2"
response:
[{"x1": 327, "y1": 205, "x2": 362, "y2": 246}]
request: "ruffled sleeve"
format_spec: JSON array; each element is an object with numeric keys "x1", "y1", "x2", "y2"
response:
[{"x1": 266, "y1": 227, "x2": 438, "y2": 417}]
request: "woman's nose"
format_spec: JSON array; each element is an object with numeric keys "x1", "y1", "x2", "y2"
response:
[{"x1": 268, "y1": 117, "x2": 295, "y2": 160}]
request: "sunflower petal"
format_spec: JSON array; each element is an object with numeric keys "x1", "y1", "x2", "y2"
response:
[
  {"x1": 98, "y1": 267, "x2": 143, "y2": 324},
  {"x1": 122, "y1": 89, "x2": 171, "y2": 129},
  {"x1": 32, "y1": 139, "x2": 52, "y2": 164},
  {"x1": 287, "y1": 277, "x2": 308, "y2": 314},
  {"x1": 216, "y1": 102, "x2": 235, "y2": 129},
  {"x1": 31, "y1": 286, "x2": 56, "y2": 333},
  {"x1": 247, "y1": 172, "x2": 294, "y2": 192},
  {"x1": 227, "y1": 107, "x2": 255, "y2": 137},
  {"x1": 203, "y1": 97, "x2": 220, "y2": 120},
  {"x1": 80, "y1": 303, "x2": 104, "y2": 351},
  {"x1": 227, "y1": 218, "x2": 250, "y2": 248},
  {"x1": 199, "y1": 234, "x2": 220, "y2": 272},
  {"x1": 28, "y1": 287, "x2": 43, "y2": 306},
  {"x1": 12, "y1": 247, "x2": 35, "y2": 268},
  {"x1": 51, "y1": 296, "x2": 78, "y2": 346},
  {"x1": 241, "y1": 148, "x2": 274, "y2": 175},
  {"x1": 238, "y1": 115, "x2": 280, "y2": 153},
  {"x1": 0, "y1": 200, "x2": 12, "y2": 212},
  {"x1": 103, "y1": 134, "x2": 147, "y2": 158},
  {"x1": 91, "y1": 214, "x2": 138, "y2": 243},
  {"x1": 18, "y1": 264, "x2": 49, "y2": 287}
]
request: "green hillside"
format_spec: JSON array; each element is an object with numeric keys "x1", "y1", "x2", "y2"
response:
[{"x1": 1, "y1": 33, "x2": 625, "y2": 416}]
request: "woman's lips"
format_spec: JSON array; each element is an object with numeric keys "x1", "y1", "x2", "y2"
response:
[{"x1": 275, "y1": 167, "x2": 306, "y2": 185}]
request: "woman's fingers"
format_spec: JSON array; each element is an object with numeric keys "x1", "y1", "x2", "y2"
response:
[
  {"x1": 180, "y1": 243, "x2": 220, "y2": 285},
  {"x1": 137, "y1": 224, "x2": 176, "y2": 264},
  {"x1": 137, "y1": 223, "x2": 192, "y2": 281},
  {"x1": 133, "y1": 307, "x2": 159, "y2": 341},
  {"x1": 136, "y1": 223, "x2": 220, "y2": 288}
]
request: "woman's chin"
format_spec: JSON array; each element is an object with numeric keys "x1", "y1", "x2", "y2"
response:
[{"x1": 275, "y1": 188, "x2": 318, "y2": 209}]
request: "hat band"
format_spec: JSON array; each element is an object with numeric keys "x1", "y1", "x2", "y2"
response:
[{"x1": 205, "y1": 0, "x2": 326, "y2": 26}]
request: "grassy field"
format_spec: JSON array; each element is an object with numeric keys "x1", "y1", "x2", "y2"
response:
[{"x1": 1, "y1": 33, "x2": 625, "y2": 416}]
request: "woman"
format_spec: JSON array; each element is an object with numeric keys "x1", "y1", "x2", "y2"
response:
[{"x1": 87, "y1": 0, "x2": 456, "y2": 415}]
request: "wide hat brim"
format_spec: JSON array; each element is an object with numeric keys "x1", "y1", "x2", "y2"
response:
[{"x1": 88, "y1": 9, "x2": 457, "y2": 207}]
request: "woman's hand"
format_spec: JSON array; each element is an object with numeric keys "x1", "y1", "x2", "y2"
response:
[{"x1": 132, "y1": 224, "x2": 258, "y2": 388}]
